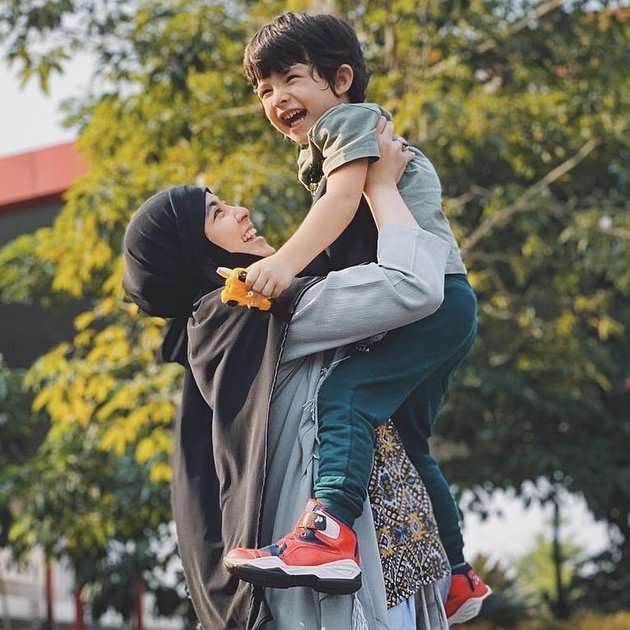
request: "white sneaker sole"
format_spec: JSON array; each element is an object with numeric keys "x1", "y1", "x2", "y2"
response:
[
  {"x1": 224, "y1": 557, "x2": 362, "y2": 594},
  {"x1": 448, "y1": 587, "x2": 492, "y2": 626}
]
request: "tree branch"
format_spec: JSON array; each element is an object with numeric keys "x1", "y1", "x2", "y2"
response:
[
  {"x1": 465, "y1": 252, "x2": 514, "y2": 264},
  {"x1": 461, "y1": 137, "x2": 600, "y2": 256},
  {"x1": 488, "y1": 261, "x2": 515, "y2": 307},
  {"x1": 448, "y1": 185, "x2": 493, "y2": 210},
  {"x1": 608, "y1": 227, "x2": 630, "y2": 241},
  {"x1": 427, "y1": 0, "x2": 567, "y2": 76}
]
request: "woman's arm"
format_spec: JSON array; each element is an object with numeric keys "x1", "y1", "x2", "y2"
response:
[
  {"x1": 363, "y1": 120, "x2": 418, "y2": 229},
  {"x1": 283, "y1": 119, "x2": 449, "y2": 363}
]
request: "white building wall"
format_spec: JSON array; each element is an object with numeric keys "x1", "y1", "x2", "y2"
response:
[
  {"x1": 0, "y1": 548, "x2": 74, "y2": 624},
  {"x1": 0, "y1": 548, "x2": 182, "y2": 630}
]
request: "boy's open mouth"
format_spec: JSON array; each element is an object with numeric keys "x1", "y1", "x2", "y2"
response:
[{"x1": 281, "y1": 109, "x2": 307, "y2": 129}]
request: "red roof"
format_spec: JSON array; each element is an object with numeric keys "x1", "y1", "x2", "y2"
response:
[{"x1": 0, "y1": 142, "x2": 88, "y2": 214}]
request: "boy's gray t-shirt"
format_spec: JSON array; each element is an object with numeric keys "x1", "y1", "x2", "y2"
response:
[{"x1": 297, "y1": 102, "x2": 467, "y2": 275}]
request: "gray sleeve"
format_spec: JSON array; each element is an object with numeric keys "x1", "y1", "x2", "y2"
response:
[
  {"x1": 312, "y1": 104, "x2": 382, "y2": 177},
  {"x1": 282, "y1": 224, "x2": 450, "y2": 363}
]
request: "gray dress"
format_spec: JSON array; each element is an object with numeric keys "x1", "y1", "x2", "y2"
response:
[{"x1": 260, "y1": 224, "x2": 451, "y2": 629}]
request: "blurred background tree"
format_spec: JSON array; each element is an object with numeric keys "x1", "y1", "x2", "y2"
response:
[{"x1": 0, "y1": 0, "x2": 628, "y2": 625}]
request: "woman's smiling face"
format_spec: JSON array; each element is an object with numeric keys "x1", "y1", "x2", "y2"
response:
[{"x1": 203, "y1": 190, "x2": 276, "y2": 257}]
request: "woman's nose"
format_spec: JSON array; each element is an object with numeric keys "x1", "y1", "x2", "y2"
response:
[{"x1": 235, "y1": 206, "x2": 250, "y2": 221}]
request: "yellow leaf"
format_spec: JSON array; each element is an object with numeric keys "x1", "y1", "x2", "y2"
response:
[
  {"x1": 74, "y1": 330, "x2": 95, "y2": 348},
  {"x1": 556, "y1": 310, "x2": 576, "y2": 336},
  {"x1": 150, "y1": 461, "x2": 173, "y2": 483},
  {"x1": 75, "y1": 311, "x2": 96, "y2": 331},
  {"x1": 33, "y1": 388, "x2": 53, "y2": 412},
  {"x1": 136, "y1": 437, "x2": 156, "y2": 463}
]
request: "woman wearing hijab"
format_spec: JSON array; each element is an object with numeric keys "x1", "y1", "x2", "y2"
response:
[{"x1": 123, "y1": 121, "x2": 452, "y2": 629}]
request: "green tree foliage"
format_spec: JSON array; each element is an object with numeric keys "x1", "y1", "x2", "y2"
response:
[
  {"x1": 514, "y1": 532, "x2": 583, "y2": 617},
  {"x1": 88, "y1": 525, "x2": 190, "y2": 623},
  {"x1": 0, "y1": 0, "x2": 629, "y2": 615},
  {"x1": 0, "y1": 356, "x2": 48, "y2": 548},
  {"x1": 2, "y1": 419, "x2": 176, "y2": 623}
]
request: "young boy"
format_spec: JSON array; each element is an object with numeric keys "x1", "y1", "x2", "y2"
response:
[{"x1": 225, "y1": 12, "x2": 491, "y2": 625}]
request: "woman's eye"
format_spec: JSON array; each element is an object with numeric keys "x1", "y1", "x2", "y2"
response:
[
  {"x1": 258, "y1": 87, "x2": 271, "y2": 98},
  {"x1": 214, "y1": 207, "x2": 222, "y2": 219},
  {"x1": 286, "y1": 74, "x2": 298, "y2": 82}
]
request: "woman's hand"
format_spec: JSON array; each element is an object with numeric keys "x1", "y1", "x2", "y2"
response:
[
  {"x1": 365, "y1": 117, "x2": 413, "y2": 197},
  {"x1": 364, "y1": 117, "x2": 417, "y2": 229}
]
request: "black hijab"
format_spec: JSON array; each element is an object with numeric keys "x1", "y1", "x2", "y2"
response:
[
  {"x1": 125, "y1": 185, "x2": 279, "y2": 364},
  {"x1": 123, "y1": 186, "x2": 264, "y2": 317}
]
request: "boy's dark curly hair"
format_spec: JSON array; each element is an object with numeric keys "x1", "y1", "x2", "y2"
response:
[{"x1": 243, "y1": 12, "x2": 369, "y2": 103}]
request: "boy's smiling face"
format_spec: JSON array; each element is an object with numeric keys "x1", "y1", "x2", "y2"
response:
[{"x1": 256, "y1": 63, "x2": 353, "y2": 145}]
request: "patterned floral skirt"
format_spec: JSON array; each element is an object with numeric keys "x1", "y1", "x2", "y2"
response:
[{"x1": 369, "y1": 421, "x2": 450, "y2": 608}]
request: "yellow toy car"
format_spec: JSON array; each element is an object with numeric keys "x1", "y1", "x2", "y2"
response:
[{"x1": 216, "y1": 267, "x2": 272, "y2": 311}]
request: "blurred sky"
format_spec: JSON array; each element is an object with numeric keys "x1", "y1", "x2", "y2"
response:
[
  {"x1": 0, "y1": 52, "x2": 611, "y2": 569},
  {"x1": 0, "y1": 54, "x2": 92, "y2": 158}
]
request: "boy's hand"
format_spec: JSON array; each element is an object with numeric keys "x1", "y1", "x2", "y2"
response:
[{"x1": 245, "y1": 254, "x2": 297, "y2": 298}]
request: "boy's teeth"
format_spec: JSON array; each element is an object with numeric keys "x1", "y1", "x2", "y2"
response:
[{"x1": 283, "y1": 109, "x2": 306, "y2": 127}]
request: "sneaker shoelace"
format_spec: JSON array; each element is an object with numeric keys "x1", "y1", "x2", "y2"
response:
[{"x1": 466, "y1": 569, "x2": 481, "y2": 590}]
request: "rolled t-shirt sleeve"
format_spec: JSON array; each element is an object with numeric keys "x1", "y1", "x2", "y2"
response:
[{"x1": 311, "y1": 104, "x2": 383, "y2": 177}]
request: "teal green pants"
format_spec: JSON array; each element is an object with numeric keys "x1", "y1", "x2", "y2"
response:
[{"x1": 314, "y1": 274, "x2": 477, "y2": 567}]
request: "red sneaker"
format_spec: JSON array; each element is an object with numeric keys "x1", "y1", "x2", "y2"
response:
[
  {"x1": 445, "y1": 564, "x2": 492, "y2": 625},
  {"x1": 224, "y1": 499, "x2": 361, "y2": 594}
]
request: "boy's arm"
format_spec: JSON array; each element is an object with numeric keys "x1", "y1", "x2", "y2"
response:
[{"x1": 245, "y1": 158, "x2": 369, "y2": 297}]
